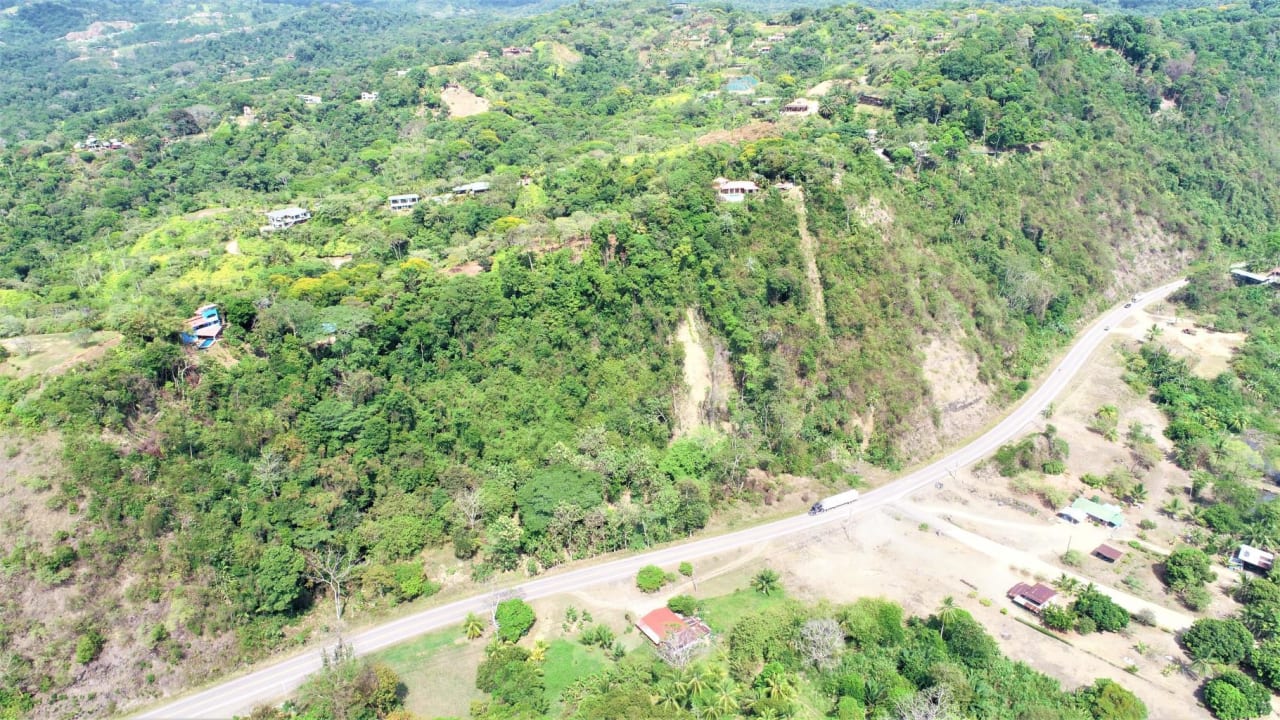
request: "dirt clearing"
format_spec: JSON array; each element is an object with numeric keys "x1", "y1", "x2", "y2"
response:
[
  {"x1": 695, "y1": 121, "x2": 779, "y2": 146},
  {"x1": 0, "y1": 331, "x2": 121, "y2": 379},
  {"x1": 441, "y1": 85, "x2": 490, "y2": 118},
  {"x1": 1112, "y1": 302, "x2": 1245, "y2": 378},
  {"x1": 785, "y1": 188, "x2": 828, "y2": 332},
  {"x1": 674, "y1": 307, "x2": 712, "y2": 437}
]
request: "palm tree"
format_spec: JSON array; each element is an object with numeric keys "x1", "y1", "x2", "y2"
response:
[
  {"x1": 1128, "y1": 483, "x2": 1149, "y2": 506},
  {"x1": 936, "y1": 596, "x2": 961, "y2": 638},
  {"x1": 1146, "y1": 323, "x2": 1164, "y2": 342},
  {"x1": 650, "y1": 683, "x2": 683, "y2": 711},
  {"x1": 528, "y1": 639, "x2": 549, "y2": 663},
  {"x1": 1161, "y1": 497, "x2": 1187, "y2": 520},
  {"x1": 678, "y1": 666, "x2": 711, "y2": 701},
  {"x1": 763, "y1": 673, "x2": 797, "y2": 701},
  {"x1": 1052, "y1": 573, "x2": 1082, "y2": 597},
  {"x1": 463, "y1": 613, "x2": 485, "y2": 640},
  {"x1": 751, "y1": 568, "x2": 781, "y2": 596},
  {"x1": 708, "y1": 681, "x2": 738, "y2": 717}
]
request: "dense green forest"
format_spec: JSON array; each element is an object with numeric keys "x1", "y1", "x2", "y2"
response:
[{"x1": 1, "y1": 0, "x2": 1279, "y2": 716}]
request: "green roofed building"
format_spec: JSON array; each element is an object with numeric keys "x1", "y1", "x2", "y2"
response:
[{"x1": 1068, "y1": 497, "x2": 1125, "y2": 528}]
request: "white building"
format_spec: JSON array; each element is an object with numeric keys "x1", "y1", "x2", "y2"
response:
[
  {"x1": 388, "y1": 194, "x2": 420, "y2": 211},
  {"x1": 265, "y1": 207, "x2": 312, "y2": 229},
  {"x1": 452, "y1": 181, "x2": 491, "y2": 195},
  {"x1": 360, "y1": 92, "x2": 379, "y2": 102},
  {"x1": 298, "y1": 94, "x2": 322, "y2": 105},
  {"x1": 712, "y1": 178, "x2": 760, "y2": 202}
]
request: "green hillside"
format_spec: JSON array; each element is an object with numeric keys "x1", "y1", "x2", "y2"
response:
[{"x1": 0, "y1": 0, "x2": 1278, "y2": 716}]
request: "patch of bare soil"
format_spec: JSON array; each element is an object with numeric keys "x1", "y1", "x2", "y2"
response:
[
  {"x1": 1112, "y1": 303, "x2": 1245, "y2": 379},
  {"x1": 855, "y1": 195, "x2": 894, "y2": 229},
  {"x1": 0, "y1": 433, "x2": 71, "y2": 552},
  {"x1": 674, "y1": 308, "x2": 713, "y2": 438},
  {"x1": 321, "y1": 254, "x2": 353, "y2": 269},
  {"x1": 441, "y1": 85, "x2": 490, "y2": 118},
  {"x1": 64, "y1": 21, "x2": 134, "y2": 43},
  {"x1": 920, "y1": 334, "x2": 993, "y2": 441},
  {"x1": 545, "y1": 41, "x2": 581, "y2": 64},
  {"x1": 226, "y1": 239, "x2": 241, "y2": 255},
  {"x1": 1108, "y1": 215, "x2": 1194, "y2": 300},
  {"x1": 695, "y1": 121, "x2": 779, "y2": 147},
  {"x1": 445, "y1": 261, "x2": 484, "y2": 277},
  {"x1": 0, "y1": 331, "x2": 122, "y2": 379},
  {"x1": 784, "y1": 188, "x2": 828, "y2": 332}
]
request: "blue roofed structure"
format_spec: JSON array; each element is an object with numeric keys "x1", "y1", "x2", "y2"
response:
[{"x1": 725, "y1": 76, "x2": 760, "y2": 94}]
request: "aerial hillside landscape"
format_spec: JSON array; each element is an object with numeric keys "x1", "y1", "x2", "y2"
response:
[{"x1": 1, "y1": 0, "x2": 1280, "y2": 718}]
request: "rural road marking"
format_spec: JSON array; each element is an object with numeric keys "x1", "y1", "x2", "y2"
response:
[{"x1": 132, "y1": 280, "x2": 1187, "y2": 719}]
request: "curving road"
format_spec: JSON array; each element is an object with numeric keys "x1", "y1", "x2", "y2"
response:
[{"x1": 133, "y1": 280, "x2": 1186, "y2": 719}]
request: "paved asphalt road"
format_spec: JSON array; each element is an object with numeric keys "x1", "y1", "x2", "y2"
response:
[{"x1": 134, "y1": 279, "x2": 1187, "y2": 719}]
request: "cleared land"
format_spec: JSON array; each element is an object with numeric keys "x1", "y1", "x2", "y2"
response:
[
  {"x1": 441, "y1": 85, "x2": 490, "y2": 118},
  {"x1": 0, "y1": 331, "x2": 122, "y2": 379}
]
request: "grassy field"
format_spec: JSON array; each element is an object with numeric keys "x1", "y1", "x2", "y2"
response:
[
  {"x1": 542, "y1": 639, "x2": 608, "y2": 710},
  {"x1": 696, "y1": 587, "x2": 790, "y2": 634},
  {"x1": 371, "y1": 625, "x2": 487, "y2": 718}
]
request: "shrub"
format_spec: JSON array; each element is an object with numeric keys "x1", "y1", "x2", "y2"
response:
[
  {"x1": 494, "y1": 598, "x2": 535, "y2": 642},
  {"x1": 1182, "y1": 619, "x2": 1253, "y2": 665},
  {"x1": 1078, "y1": 678, "x2": 1147, "y2": 720},
  {"x1": 1165, "y1": 547, "x2": 1215, "y2": 591},
  {"x1": 1040, "y1": 604, "x2": 1076, "y2": 632},
  {"x1": 636, "y1": 565, "x2": 667, "y2": 593},
  {"x1": 678, "y1": 562, "x2": 694, "y2": 578},
  {"x1": 1203, "y1": 670, "x2": 1271, "y2": 720},
  {"x1": 75, "y1": 630, "x2": 105, "y2": 664},
  {"x1": 1073, "y1": 587, "x2": 1129, "y2": 633},
  {"x1": 1042, "y1": 460, "x2": 1066, "y2": 475},
  {"x1": 1062, "y1": 549, "x2": 1084, "y2": 567},
  {"x1": 1133, "y1": 608, "x2": 1157, "y2": 627},
  {"x1": 1181, "y1": 585, "x2": 1213, "y2": 611},
  {"x1": 667, "y1": 594, "x2": 698, "y2": 616},
  {"x1": 1075, "y1": 615, "x2": 1097, "y2": 635},
  {"x1": 1138, "y1": 519, "x2": 1157, "y2": 531}
]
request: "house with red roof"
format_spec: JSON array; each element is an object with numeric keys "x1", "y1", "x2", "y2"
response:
[{"x1": 635, "y1": 607, "x2": 712, "y2": 651}]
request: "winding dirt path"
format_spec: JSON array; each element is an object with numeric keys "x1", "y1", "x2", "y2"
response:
[{"x1": 785, "y1": 188, "x2": 828, "y2": 332}]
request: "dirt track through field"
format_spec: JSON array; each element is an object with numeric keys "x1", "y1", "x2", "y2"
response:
[{"x1": 786, "y1": 188, "x2": 827, "y2": 332}]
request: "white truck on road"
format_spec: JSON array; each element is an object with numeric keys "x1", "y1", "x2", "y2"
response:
[{"x1": 808, "y1": 488, "x2": 860, "y2": 515}]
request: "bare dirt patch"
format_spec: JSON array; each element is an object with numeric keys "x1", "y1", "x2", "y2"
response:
[
  {"x1": 0, "y1": 331, "x2": 122, "y2": 379},
  {"x1": 445, "y1": 261, "x2": 484, "y2": 277},
  {"x1": 0, "y1": 433, "x2": 72, "y2": 551},
  {"x1": 1112, "y1": 302, "x2": 1245, "y2": 379},
  {"x1": 545, "y1": 41, "x2": 581, "y2": 64},
  {"x1": 784, "y1": 188, "x2": 828, "y2": 331},
  {"x1": 919, "y1": 334, "x2": 993, "y2": 444},
  {"x1": 441, "y1": 85, "x2": 490, "y2": 118},
  {"x1": 855, "y1": 195, "x2": 894, "y2": 229},
  {"x1": 695, "y1": 121, "x2": 779, "y2": 147},
  {"x1": 674, "y1": 308, "x2": 713, "y2": 438},
  {"x1": 64, "y1": 21, "x2": 134, "y2": 43},
  {"x1": 321, "y1": 254, "x2": 354, "y2": 269}
]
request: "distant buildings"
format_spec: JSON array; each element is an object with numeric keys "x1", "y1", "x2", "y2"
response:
[
  {"x1": 360, "y1": 91, "x2": 379, "y2": 102},
  {"x1": 388, "y1": 194, "x2": 420, "y2": 211},
  {"x1": 265, "y1": 207, "x2": 311, "y2": 229},
  {"x1": 1007, "y1": 582, "x2": 1057, "y2": 614},
  {"x1": 452, "y1": 181, "x2": 491, "y2": 195},
  {"x1": 501, "y1": 46, "x2": 533, "y2": 57},
  {"x1": 180, "y1": 304, "x2": 223, "y2": 349},
  {"x1": 75, "y1": 135, "x2": 125, "y2": 151},
  {"x1": 297, "y1": 94, "x2": 322, "y2": 105},
  {"x1": 725, "y1": 75, "x2": 759, "y2": 95},
  {"x1": 780, "y1": 98, "x2": 819, "y2": 116},
  {"x1": 712, "y1": 177, "x2": 759, "y2": 202}
]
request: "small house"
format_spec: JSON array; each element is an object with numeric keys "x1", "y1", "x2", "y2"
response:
[
  {"x1": 265, "y1": 207, "x2": 311, "y2": 229},
  {"x1": 1067, "y1": 497, "x2": 1125, "y2": 528},
  {"x1": 857, "y1": 93, "x2": 888, "y2": 107},
  {"x1": 757, "y1": 45, "x2": 772, "y2": 55},
  {"x1": 1007, "y1": 582, "x2": 1057, "y2": 614},
  {"x1": 388, "y1": 194, "x2": 420, "y2": 211},
  {"x1": 452, "y1": 181, "x2": 491, "y2": 195},
  {"x1": 767, "y1": 33, "x2": 786, "y2": 42},
  {"x1": 1237, "y1": 544, "x2": 1275, "y2": 573},
  {"x1": 1093, "y1": 544, "x2": 1124, "y2": 563},
  {"x1": 501, "y1": 46, "x2": 533, "y2": 57},
  {"x1": 712, "y1": 178, "x2": 760, "y2": 202},
  {"x1": 298, "y1": 94, "x2": 322, "y2": 105},
  {"x1": 180, "y1": 304, "x2": 223, "y2": 349},
  {"x1": 360, "y1": 91, "x2": 379, "y2": 102},
  {"x1": 781, "y1": 98, "x2": 819, "y2": 116},
  {"x1": 636, "y1": 607, "x2": 711, "y2": 650},
  {"x1": 243, "y1": 106, "x2": 256, "y2": 118}
]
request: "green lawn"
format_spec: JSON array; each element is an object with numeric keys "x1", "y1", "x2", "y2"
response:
[
  {"x1": 543, "y1": 639, "x2": 608, "y2": 708},
  {"x1": 372, "y1": 626, "x2": 486, "y2": 718},
  {"x1": 696, "y1": 588, "x2": 791, "y2": 634}
]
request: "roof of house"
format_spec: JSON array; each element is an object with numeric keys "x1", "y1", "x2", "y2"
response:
[
  {"x1": 1070, "y1": 497, "x2": 1125, "y2": 526},
  {"x1": 389, "y1": 194, "x2": 420, "y2": 202},
  {"x1": 1240, "y1": 544, "x2": 1275, "y2": 570},
  {"x1": 636, "y1": 608, "x2": 711, "y2": 646},
  {"x1": 718, "y1": 180, "x2": 759, "y2": 192},
  {"x1": 453, "y1": 181, "x2": 491, "y2": 193},
  {"x1": 725, "y1": 76, "x2": 759, "y2": 92},
  {"x1": 1008, "y1": 582, "x2": 1057, "y2": 605},
  {"x1": 265, "y1": 207, "x2": 309, "y2": 219},
  {"x1": 1093, "y1": 544, "x2": 1124, "y2": 562}
]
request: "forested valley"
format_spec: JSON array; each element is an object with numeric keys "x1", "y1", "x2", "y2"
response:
[{"x1": 1, "y1": 0, "x2": 1279, "y2": 716}]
